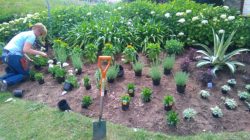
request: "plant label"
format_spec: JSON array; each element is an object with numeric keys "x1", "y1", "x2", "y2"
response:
[{"x1": 207, "y1": 82, "x2": 213, "y2": 89}]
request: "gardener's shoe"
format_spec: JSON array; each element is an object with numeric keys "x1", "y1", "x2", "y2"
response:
[{"x1": 0, "y1": 80, "x2": 7, "y2": 92}]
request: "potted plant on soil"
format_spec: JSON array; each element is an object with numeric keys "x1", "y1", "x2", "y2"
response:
[
  {"x1": 106, "y1": 65, "x2": 119, "y2": 83},
  {"x1": 145, "y1": 43, "x2": 161, "y2": 62},
  {"x1": 63, "y1": 74, "x2": 78, "y2": 91},
  {"x1": 34, "y1": 72, "x2": 44, "y2": 84},
  {"x1": 246, "y1": 84, "x2": 250, "y2": 93},
  {"x1": 83, "y1": 43, "x2": 98, "y2": 63},
  {"x1": 183, "y1": 108, "x2": 197, "y2": 121},
  {"x1": 102, "y1": 43, "x2": 116, "y2": 60},
  {"x1": 166, "y1": 110, "x2": 179, "y2": 127},
  {"x1": 120, "y1": 94, "x2": 131, "y2": 111},
  {"x1": 221, "y1": 85, "x2": 231, "y2": 94},
  {"x1": 71, "y1": 46, "x2": 83, "y2": 75},
  {"x1": 82, "y1": 96, "x2": 92, "y2": 109},
  {"x1": 117, "y1": 65, "x2": 124, "y2": 78},
  {"x1": 174, "y1": 72, "x2": 189, "y2": 93},
  {"x1": 95, "y1": 69, "x2": 108, "y2": 95},
  {"x1": 162, "y1": 55, "x2": 175, "y2": 75},
  {"x1": 238, "y1": 91, "x2": 250, "y2": 101},
  {"x1": 199, "y1": 69, "x2": 213, "y2": 87},
  {"x1": 227, "y1": 79, "x2": 236, "y2": 88},
  {"x1": 29, "y1": 69, "x2": 36, "y2": 81},
  {"x1": 83, "y1": 75, "x2": 91, "y2": 90},
  {"x1": 163, "y1": 95, "x2": 175, "y2": 111},
  {"x1": 54, "y1": 67, "x2": 66, "y2": 84},
  {"x1": 32, "y1": 55, "x2": 48, "y2": 70},
  {"x1": 141, "y1": 87, "x2": 152, "y2": 103},
  {"x1": 210, "y1": 106, "x2": 223, "y2": 118},
  {"x1": 132, "y1": 61, "x2": 143, "y2": 76},
  {"x1": 127, "y1": 83, "x2": 135, "y2": 97},
  {"x1": 122, "y1": 44, "x2": 137, "y2": 63},
  {"x1": 149, "y1": 65, "x2": 162, "y2": 86},
  {"x1": 199, "y1": 90, "x2": 210, "y2": 99},
  {"x1": 224, "y1": 98, "x2": 237, "y2": 110}
]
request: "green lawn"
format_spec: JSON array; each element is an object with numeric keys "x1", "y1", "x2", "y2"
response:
[
  {"x1": 0, "y1": 0, "x2": 82, "y2": 23},
  {"x1": 0, "y1": 92, "x2": 250, "y2": 140}
]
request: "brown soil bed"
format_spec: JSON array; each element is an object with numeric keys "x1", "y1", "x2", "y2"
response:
[{"x1": 2, "y1": 49, "x2": 250, "y2": 135}]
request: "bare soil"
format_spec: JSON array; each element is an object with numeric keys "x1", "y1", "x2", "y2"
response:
[{"x1": 1, "y1": 49, "x2": 250, "y2": 135}]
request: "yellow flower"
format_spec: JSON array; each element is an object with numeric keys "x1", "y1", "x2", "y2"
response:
[{"x1": 127, "y1": 45, "x2": 133, "y2": 48}]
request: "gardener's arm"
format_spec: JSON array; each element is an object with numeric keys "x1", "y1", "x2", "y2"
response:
[{"x1": 23, "y1": 42, "x2": 47, "y2": 57}]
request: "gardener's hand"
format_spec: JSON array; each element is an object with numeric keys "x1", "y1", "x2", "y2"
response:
[{"x1": 40, "y1": 52, "x2": 48, "y2": 57}]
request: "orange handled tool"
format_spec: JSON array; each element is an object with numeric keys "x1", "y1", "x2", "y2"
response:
[
  {"x1": 98, "y1": 56, "x2": 112, "y2": 96},
  {"x1": 93, "y1": 56, "x2": 111, "y2": 140}
]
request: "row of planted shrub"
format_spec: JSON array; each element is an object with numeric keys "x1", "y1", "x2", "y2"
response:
[{"x1": 0, "y1": 0, "x2": 250, "y2": 50}]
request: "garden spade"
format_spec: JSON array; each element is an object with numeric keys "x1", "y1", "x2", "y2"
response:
[{"x1": 93, "y1": 56, "x2": 111, "y2": 140}]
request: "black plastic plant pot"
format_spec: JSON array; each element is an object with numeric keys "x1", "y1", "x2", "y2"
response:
[
  {"x1": 38, "y1": 79, "x2": 45, "y2": 85},
  {"x1": 30, "y1": 76, "x2": 35, "y2": 81},
  {"x1": 152, "y1": 79, "x2": 160, "y2": 86},
  {"x1": 85, "y1": 84, "x2": 91, "y2": 90},
  {"x1": 57, "y1": 99, "x2": 71, "y2": 111},
  {"x1": 121, "y1": 103, "x2": 129, "y2": 111},
  {"x1": 228, "y1": 83, "x2": 235, "y2": 88},
  {"x1": 164, "y1": 105, "x2": 173, "y2": 111},
  {"x1": 13, "y1": 90, "x2": 24, "y2": 98},
  {"x1": 53, "y1": 58, "x2": 57, "y2": 65},
  {"x1": 225, "y1": 104, "x2": 233, "y2": 110},
  {"x1": 107, "y1": 78, "x2": 115, "y2": 83},
  {"x1": 56, "y1": 77, "x2": 65, "y2": 84},
  {"x1": 75, "y1": 68, "x2": 82, "y2": 75},
  {"x1": 128, "y1": 89, "x2": 135, "y2": 97},
  {"x1": 63, "y1": 82, "x2": 73, "y2": 91},
  {"x1": 221, "y1": 89, "x2": 228, "y2": 94},
  {"x1": 117, "y1": 65, "x2": 124, "y2": 78},
  {"x1": 212, "y1": 113, "x2": 219, "y2": 118},
  {"x1": 143, "y1": 98, "x2": 151, "y2": 103},
  {"x1": 176, "y1": 85, "x2": 186, "y2": 94},
  {"x1": 34, "y1": 65, "x2": 42, "y2": 70},
  {"x1": 164, "y1": 68, "x2": 171, "y2": 75},
  {"x1": 134, "y1": 70, "x2": 142, "y2": 76},
  {"x1": 239, "y1": 97, "x2": 247, "y2": 101},
  {"x1": 201, "y1": 95, "x2": 207, "y2": 99},
  {"x1": 81, "y1": 104, "x2": 89, "y2": 109},
  {"x1": 104, "y1": 89, "x2": 108, "y2": 95}
]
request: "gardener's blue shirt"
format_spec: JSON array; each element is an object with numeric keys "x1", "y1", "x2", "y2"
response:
[{"x1": 4, "y1": 31, "x2": 36, "y2": 56}]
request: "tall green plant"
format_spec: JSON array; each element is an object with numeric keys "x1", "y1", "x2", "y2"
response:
[
  {"x1": 195, "y1": 29, "x2": 249, "y2": 75},
  {"x1": 52, "y1": 39, "x2": 68, "y2": 63},
  {"x1": 71, "y1": 53, "x2": 83, "y2": 69},
  {"x1": 83, "y1": 43, "x2": 98, "y2": 63},
  {"x1": 163, "y1": 55, "x2": 175, "y2": 70},
  {"x1": 174, "y1": 71, "x2": 189, "y2": 86},
  {"x1": 122, "y1": 44, "x2": 137, "y2": 63},
  {"x1": 145, "y1": 43, "x2": 161, "y2": 62}
]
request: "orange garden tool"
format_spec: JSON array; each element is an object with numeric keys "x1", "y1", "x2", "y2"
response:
[{"x1": 93, "y1": 56, "x2": 111, "y2": 140}]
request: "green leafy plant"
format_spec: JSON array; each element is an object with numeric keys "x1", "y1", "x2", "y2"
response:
[
  {"x1": 83, "y1": 75, "x2": 91, "y2": 87},
  {"x1": 183, "y1": 108, "x2": 197, "y2": 121},
  {"x1": 122, "y1": 44, "x2": 137, "y2": 63},
  {"x1": 227, "y1": 79, "x2": 236, "y2": 86},
  {"x1": 29, "y1": 69, "x2": 36, "y2": 80},
  {"x1": 48, "y1": 65, "x2": 60, "y2": 75},
  {"x1": 163, "y1": 95, "x2": 175, "y2": 106},
  {"x1": 127, "y1": 83, "x2": 135, "y2": 94},
  {"x1": 34, "y1": 73, "x2": 44, "y2": 81},
  {"x1": 94, "y1": 69, "x2": 101, "y2": 89},
  {"x1": 52, "y1": 39, "x2": 68, "y2": 63},
  {"x1": 199, "y1": 90, "x2": 210, "y2": 99},
  {"x1": 164, "y1": 39, "x2": 184, "y2": 55},
  {"x1": 83, "y1": 43, "x2": 98, "y2": 63},
  {"x1": 32, "y1": 55, "x2": 48, "y2": 66},
  {"x1": 225, "y1": 98, "x2": 237, "y2": 110},
  {"x1": 149, "y1": 65, "x2": 162, "y2": 81},
  {"x1": 174, "y1": 72, "x2": 189, "y2": 86},
  {"x1": 195, "y1": 29, "x2": 249, "y2": 76},
  {"x1": 163, "y1": 55, "x2": 175, "y2": 70},
  {"x1": 238, "y1": 91, "x2": 250, "y2": 100},
  {"x1": 245, "y1": 84, "x2": 250, "y2": 92},
  {"x1": 54, "y1": 67, "x2": 66, "y2": 78},
  {"x1": 141, "y1": 87, "x2": 152, "y2": 102},
  {"x1": 102, "y1": 43, "x2": 116, "y2": 58},
  {"x1": 106, "y1": 65, "x2": 119, "y2": 81},
  {"x1": 210, "y1": 106, "x2": 223, "y2": 118},
  {"x1": 65, "y1": 75, "x2": 78, "y2": 88},
  {"x1": 145, "y1": 43, "x2": 161, "y2": 62},
  {"x1": 120, "y1": 94, "x2": 131, "y2": 105},
  {"x1": 221, "y1": 85, "x2": 231, "y2": 91},
  {"x1": 71, "y1": 53, "x2": 83, "y2": 70},
  {"x1": 166, "y1": 111, "x2": 179, "y2": 126},
  {"x1": 132, "y1": 61, "x2": 143, "y2": 73},
  {"x1": 82, "y1": 96, "x2": 92, "y2": 108}
]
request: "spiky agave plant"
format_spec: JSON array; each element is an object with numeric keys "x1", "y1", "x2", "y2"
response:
[{"x1": 195, "y1": 29, "x2": 249, "y2": 76}]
